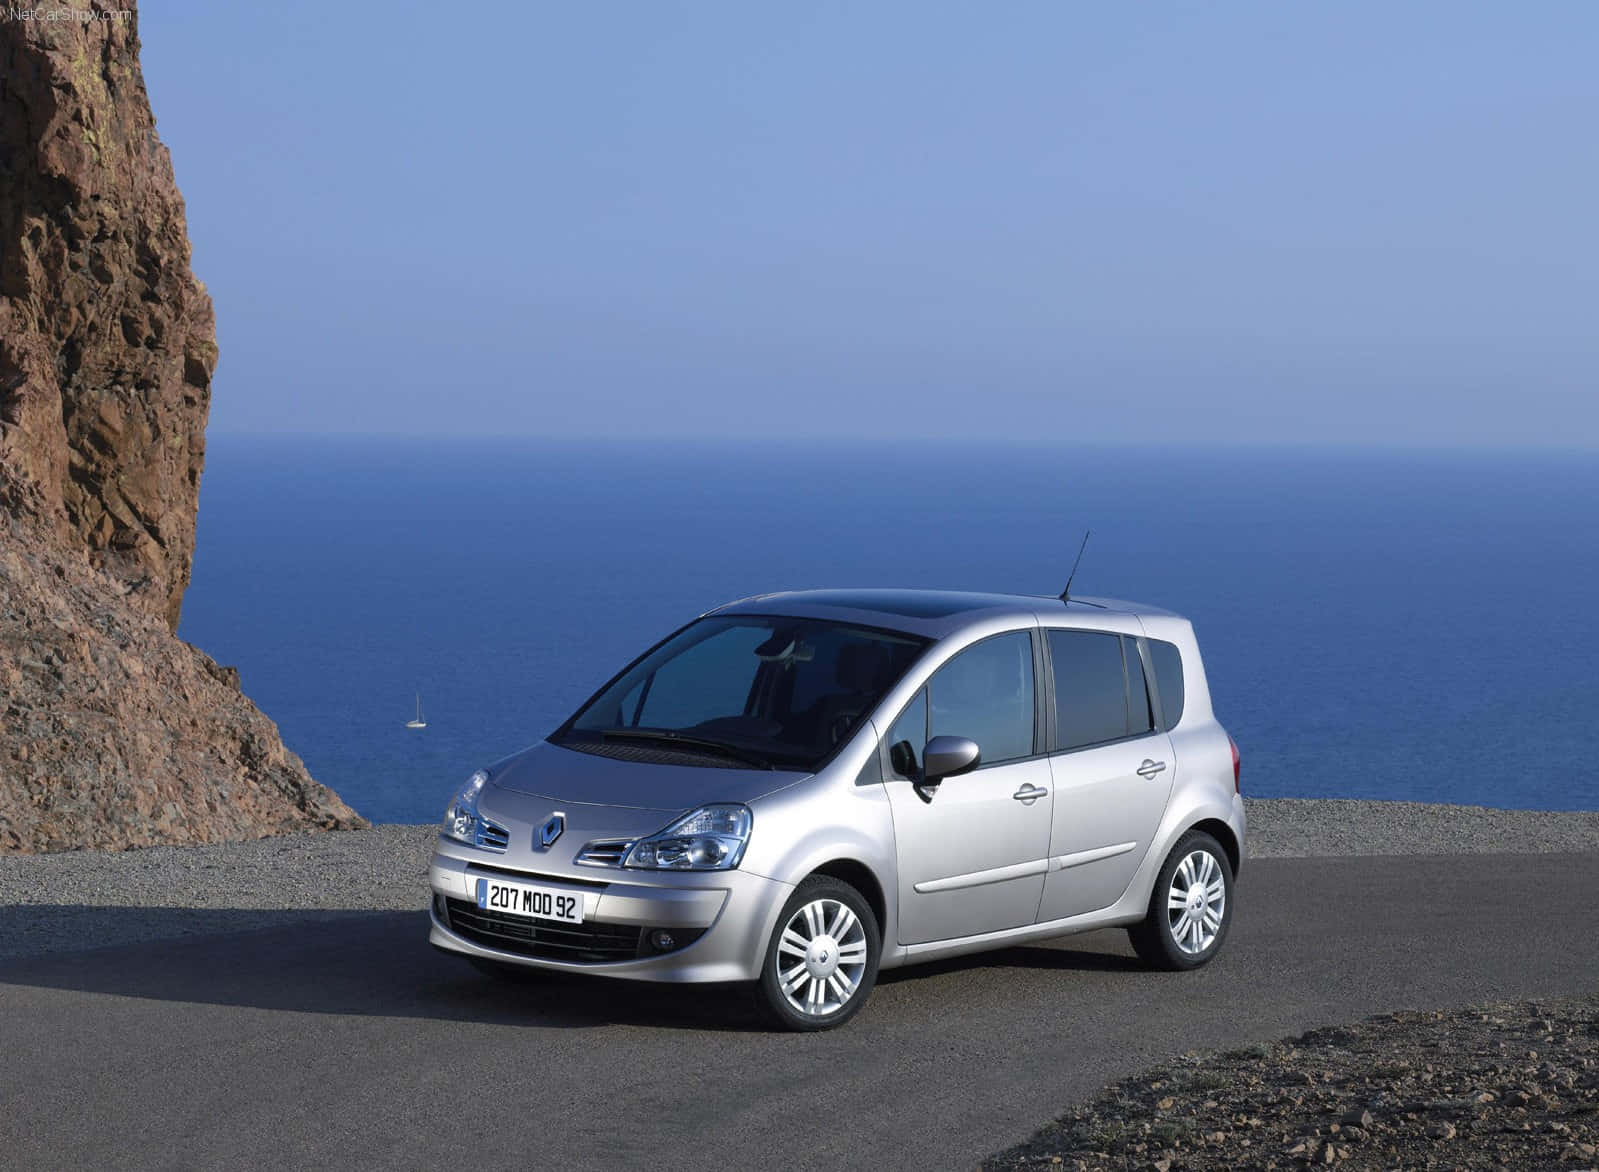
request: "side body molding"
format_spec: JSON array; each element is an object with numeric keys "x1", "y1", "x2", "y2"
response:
[{"x1": 911, "y1": 842, "x2": 1138, "y2": 894}]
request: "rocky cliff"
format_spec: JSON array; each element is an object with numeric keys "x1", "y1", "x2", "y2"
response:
[{"x1": 0, "y1": 4, "x2": 364, "y2": 851}]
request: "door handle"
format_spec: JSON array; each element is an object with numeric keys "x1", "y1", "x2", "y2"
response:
[
  {"x1": 1012, "y1": 784, "x2": 1049, "y2": 804},
  {"x1": 1137, "y1": 759, "x2": 1167, "y2": 780}
]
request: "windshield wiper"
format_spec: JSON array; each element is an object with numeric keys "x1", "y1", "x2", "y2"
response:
[{"x1": 599, "y1": 728, "x2": 777, "y2": 771}]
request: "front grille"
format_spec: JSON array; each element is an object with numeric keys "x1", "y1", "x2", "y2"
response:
[
  {"x1": 467, "y1": 861, "x2": 610, "y2": 889},
  {"x1": 475, "y1": 819, "x2": 510, "y2": 852},
  {"x1": 575, "y1": 838, "x2": 634, "y2": 867},
  {"x1": 445, "y1": 898, "x2": 643, "y2": 962}
]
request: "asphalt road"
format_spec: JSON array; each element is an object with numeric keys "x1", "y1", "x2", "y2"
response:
[{"x1": 2, "y1": 853, "x2": 1596, "y2": 1171}]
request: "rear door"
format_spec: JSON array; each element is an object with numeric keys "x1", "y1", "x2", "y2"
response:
[{"x1": 1036, "y1": 628, "x2": 1175, "y2": 922}]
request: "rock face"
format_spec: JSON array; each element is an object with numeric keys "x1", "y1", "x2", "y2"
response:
[
  {"x1": 0, "y1": 529, "x2": 365, "y2": 852},
  {"x1": 0, "y1": 2, "x2": 211, "y2": 630},
  {"x1": 0, "y1": 5, "x2": 365, "y2": 851}
]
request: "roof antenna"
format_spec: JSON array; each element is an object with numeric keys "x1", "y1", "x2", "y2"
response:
[{"x1": 1059, "y1": 529, "x2": 1091, "y2": 603}]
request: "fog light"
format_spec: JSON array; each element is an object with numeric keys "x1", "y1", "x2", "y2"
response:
[{"x1": 650, "y1": 930, "x2": 676, "y2": 952}]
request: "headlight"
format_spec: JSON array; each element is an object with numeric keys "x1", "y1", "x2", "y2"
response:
[
  {"x1": 440, "y1": 769, "x2": 489, "y2": 844},
  {"x1": 624, "y1": 804, "x2": 752, "y2": 871}
]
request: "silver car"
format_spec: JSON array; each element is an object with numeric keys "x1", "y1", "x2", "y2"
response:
[{"x1": 428, "y1": 589, "x2": 1244, "y2": 1030}]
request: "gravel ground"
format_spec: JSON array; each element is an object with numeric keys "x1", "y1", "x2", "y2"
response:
[
  {"x1": 1243, "y1": 798, "x2": 1599, "y2": 859},
  {"x1": 0, "y1": 824, "x2": 435, "y2": 961},
  {"x1": 984, "y1": 997, "x2": 1599, "y2": 1171},
  {"x1": 1, "y1": 797, "x2": 1597, "y2": 962}
]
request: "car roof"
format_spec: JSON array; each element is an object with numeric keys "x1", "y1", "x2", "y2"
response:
[{"x1": 708, "y1": 588, "x2": 1179, "y2": 639}]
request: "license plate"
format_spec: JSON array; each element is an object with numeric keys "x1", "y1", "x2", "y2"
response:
[{"x1": 475, "y1": 877, "x2": 584, "y2": 924}]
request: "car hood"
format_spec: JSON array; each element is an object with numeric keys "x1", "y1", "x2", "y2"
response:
[{"x1": 486, "y1": 739, "x2": 809, "y2": 812}]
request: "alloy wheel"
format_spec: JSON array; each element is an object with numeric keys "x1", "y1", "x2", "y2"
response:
[
  {"x1": 1167, "y1": 848, "x2": 1226, "y2": 955},
  {"x1": 776, "y1": 897, "x2": 869, "y2": 1016}
]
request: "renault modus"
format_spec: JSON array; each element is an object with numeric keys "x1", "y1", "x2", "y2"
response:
[{"x1": 428, "y1": 589, "x2": 1244, "y2": 1030}]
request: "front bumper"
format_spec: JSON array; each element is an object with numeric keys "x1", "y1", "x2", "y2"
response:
[{"x1": 427, "y1": 844, "x2": 793, "y2": 983}]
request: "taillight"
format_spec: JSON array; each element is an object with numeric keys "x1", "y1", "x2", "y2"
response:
[{"x1": 1228, "y1": 735, "x2": 1241, "y2": 793}]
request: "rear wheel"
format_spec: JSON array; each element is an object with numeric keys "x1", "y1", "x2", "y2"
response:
[
  {"x1": 1128, "y1": 830, "x2": 1233, "y2": 970},
  {"x1": 756, "y1": 875, "x2": 880, "y2": 1031}
]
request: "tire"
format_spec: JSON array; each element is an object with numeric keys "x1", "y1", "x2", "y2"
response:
[
  {"x1": 1128, "y1": 830, "x2": 1234, "y2": 971},
  {"x1": 756, "y1": 875, "x2": 881, "y2": 1032},
  {"x1": 468, "y1": 956, "x2": 544, "y2": 983}
]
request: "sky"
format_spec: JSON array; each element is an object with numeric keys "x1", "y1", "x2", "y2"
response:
[{"x1": 138, "y1": 2, "x2": 1599, "y2": 447}]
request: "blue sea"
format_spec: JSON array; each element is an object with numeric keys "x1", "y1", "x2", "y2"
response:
[{"x1": 177, "y1": 438, "x2": 1599, "y2": 823}]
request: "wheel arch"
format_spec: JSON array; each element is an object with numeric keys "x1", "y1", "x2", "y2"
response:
[
  {"x1": 1189, "y1": 817, "x2": 1241, "y2": 878},
  {"x1": 805, "y1": 858, "x2": 888, "y2": 940}
]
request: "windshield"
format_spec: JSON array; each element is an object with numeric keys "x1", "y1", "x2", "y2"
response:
[{"x1": 554, "y1": 616, "x2": 930, "y2": 771}]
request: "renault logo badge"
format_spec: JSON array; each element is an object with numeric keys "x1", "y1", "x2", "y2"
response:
[{"x1": 538, "y1": 814, "x2": 564, "y2": 849}]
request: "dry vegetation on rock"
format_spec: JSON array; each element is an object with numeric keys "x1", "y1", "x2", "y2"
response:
[{"x1": 987, "y1": 998, "x2": 1599, "y2": 1171}]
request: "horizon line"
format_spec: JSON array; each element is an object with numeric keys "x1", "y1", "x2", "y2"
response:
[{"x1": 202, "y1": 430, "x2": 1599, "y2": 455}]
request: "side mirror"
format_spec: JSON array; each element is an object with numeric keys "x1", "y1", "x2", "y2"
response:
[{"x1": 922, "y1": 735, "x2": 981, "y2": 783}]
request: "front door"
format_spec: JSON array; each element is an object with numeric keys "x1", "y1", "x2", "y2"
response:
[
  {"x1": 1036, "y1": 628, "x2": 1176, "y2": 922},
  {"x1": 882, "y1": 630, "x2": 1054, "y2": 946}
]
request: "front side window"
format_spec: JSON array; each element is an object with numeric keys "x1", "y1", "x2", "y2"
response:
[
  {"x1": 885, "y1": 689, "x2": 927, "y2": 780},
  {"x1": 926, "y1": 631, "x2": 1036, "y2": 766},
  {"x1": 559, "y1": 616, "x2": 928, "y2": 771},
  {"x1": 1048, "y1": 630, "x2": 1156, "y2": 751}
]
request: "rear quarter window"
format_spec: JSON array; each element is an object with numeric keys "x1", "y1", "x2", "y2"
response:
[{"x1": 1148, "y1": 639, "x2": 1185, "y2": 729}]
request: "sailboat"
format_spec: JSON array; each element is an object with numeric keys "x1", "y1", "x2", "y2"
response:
[{"x1": 406, "y1": 693, "x2": 427, "y2": 729}]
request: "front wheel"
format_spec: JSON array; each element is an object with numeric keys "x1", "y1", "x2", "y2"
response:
[
  {"x1": 1128, "y1": 830, "x2": 1233, "y2": 970},
  {"x1": 756, "y1": 875, "x2": 881, "y2": 1031}
]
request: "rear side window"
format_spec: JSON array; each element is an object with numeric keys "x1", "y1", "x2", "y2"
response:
[
  {"x1": 1047, "y1": 631, "x2": 1157, "y2": 751},
  {"x1": 1048, "y1": 631, "x2": 1129, "y2": 750},
  {"x1": 1147, "y1": 639, "x2": 1185, "y2": 730}
]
